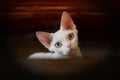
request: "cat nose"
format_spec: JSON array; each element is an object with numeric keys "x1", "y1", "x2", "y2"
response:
[{"x1": 67, "y1": 44, "x2": 71, "y2": 48}]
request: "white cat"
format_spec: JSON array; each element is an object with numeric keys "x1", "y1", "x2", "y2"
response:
[{"x1": 28, "y1": 11, "x2": 82, "y2": 59}]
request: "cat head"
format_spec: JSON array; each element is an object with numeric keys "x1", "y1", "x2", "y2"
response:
[{"x1": 36, "y1": 11, "x2": 78, "y2": 55}]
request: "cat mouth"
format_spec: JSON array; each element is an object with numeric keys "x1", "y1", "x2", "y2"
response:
[{"x1": 50, "y1": 51, "x2": 55, "y2": 53}]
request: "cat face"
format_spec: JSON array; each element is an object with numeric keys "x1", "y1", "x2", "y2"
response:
[
  {"x1": 36, "y1": 11, "x2": 79, "y2": 55},
  {"x1": 49, "y1": 29, "x2": 78, "y2": 55}
]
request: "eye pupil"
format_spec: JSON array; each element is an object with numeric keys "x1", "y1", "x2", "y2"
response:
[
  {"x1": 55, "y1": 42, "x2": 62, "y2": 48},
  {"x1": 69, "y1": 33, "x2": 74, "y2": 40}
]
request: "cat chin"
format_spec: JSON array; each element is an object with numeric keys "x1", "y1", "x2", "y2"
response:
[{"x1": 61, "y1": 49, "x2": 70, "y2": 56}]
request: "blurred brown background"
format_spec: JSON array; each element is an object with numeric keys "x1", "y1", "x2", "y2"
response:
[{"x1": 0, "y1": 0, "x2": 120, "y2": 80}]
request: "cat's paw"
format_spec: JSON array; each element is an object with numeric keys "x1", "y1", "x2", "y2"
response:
[
  {"x1": 28, "y1": 53, "x2": 43, "y2": 59},
  {"x1": 28, "y1": 52, "x2": 70, "y2": 60}
]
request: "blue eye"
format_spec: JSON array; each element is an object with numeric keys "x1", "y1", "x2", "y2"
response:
[{"x1": 55, "y1": 42, "x2": 62, "y2": 48}]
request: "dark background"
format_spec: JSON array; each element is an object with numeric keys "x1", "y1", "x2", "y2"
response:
[{"x1": 0, "y1": 0, "x2": 120, "y2": 80}]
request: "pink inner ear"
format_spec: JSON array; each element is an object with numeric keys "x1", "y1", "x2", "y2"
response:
[
  {"x1": 61, "y1": 11, "x2": 76, "y2": 30},
  {"x1": 36, "y1": 31, "x2": 51, "y2": 49}
]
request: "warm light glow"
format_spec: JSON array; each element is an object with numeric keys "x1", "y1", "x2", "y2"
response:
[
  {"x1": 15, "y1": 6, "x2": 71, "y2": 11},
  {"x1": 9, "y1": 1, "x2": 103, "y2": 18}
]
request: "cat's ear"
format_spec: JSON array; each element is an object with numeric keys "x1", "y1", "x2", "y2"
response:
[
  {"x1": 36, "y1": 31, "x2": 52, "y2": 49},
  {"x1": 60, "y1": 11, "x2": 76, "y2": 30}
]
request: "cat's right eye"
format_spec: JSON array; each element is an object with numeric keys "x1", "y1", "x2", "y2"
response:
[
  {"x1": 55, "y1": 42, "x2": 62, "y2": 48},
  {"x1": 68, "y1": 33, "x2": 74, "y2": 40}
]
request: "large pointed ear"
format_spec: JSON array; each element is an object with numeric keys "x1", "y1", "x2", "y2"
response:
[
  {"x1": 60, "y1": 11, "x2": 76, "y2": 30},
  {"x1": 36, "y1": 31, "x2": 52, "y2": 49}
]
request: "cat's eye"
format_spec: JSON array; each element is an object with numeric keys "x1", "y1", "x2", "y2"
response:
[
  {"x1": 68, "y1": 33, "x2": 74, "y2": 40},
  {"x1": 55, "y1": 42, "x2": 62, "y2": 48}
]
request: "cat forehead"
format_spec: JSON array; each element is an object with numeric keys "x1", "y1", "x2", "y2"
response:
[
  {"x1": 57, "y1": 29, "x2": 76, "y2": 35},
  {"x1": 52, "y1": 29, "x2": 78, "y2": 41}
]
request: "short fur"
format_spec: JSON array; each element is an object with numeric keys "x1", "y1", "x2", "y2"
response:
[{"x1": 28, "y1": 11, "x2": 82, "y2": 59}]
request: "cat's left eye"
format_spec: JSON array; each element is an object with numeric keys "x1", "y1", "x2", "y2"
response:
[
  {"x1": 68, "y1": 33, "x2": 74, "y2": 40},
  {"x1": 55, "y1": 42, "x2": 62, "y2": 48}
]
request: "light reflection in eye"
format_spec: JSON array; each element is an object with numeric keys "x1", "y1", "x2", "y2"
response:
[
  {"x1": 55, "y1": 42, "x2": 62, "y2": 48},
  {"x1": 68, "y1": 33, "x2": 74, "y2": 40}
]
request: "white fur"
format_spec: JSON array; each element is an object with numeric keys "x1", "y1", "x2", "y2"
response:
[
  {"x1": 28, "y1": 52, "x2": 70, "y2": 59},
  {"x1": 49, "y1": 29, "x2": 78, "y2": 56},
  {"x1": 28, "y1": 11, "x2": 81, "y2": 59},
  {"x1": 28, "y1": 29, "x2": 80, "y2": 59}
]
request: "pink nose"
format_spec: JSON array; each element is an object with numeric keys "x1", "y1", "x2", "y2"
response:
[{"x1": 67, "y1": 44, "x2": 71, "y2": 48}]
